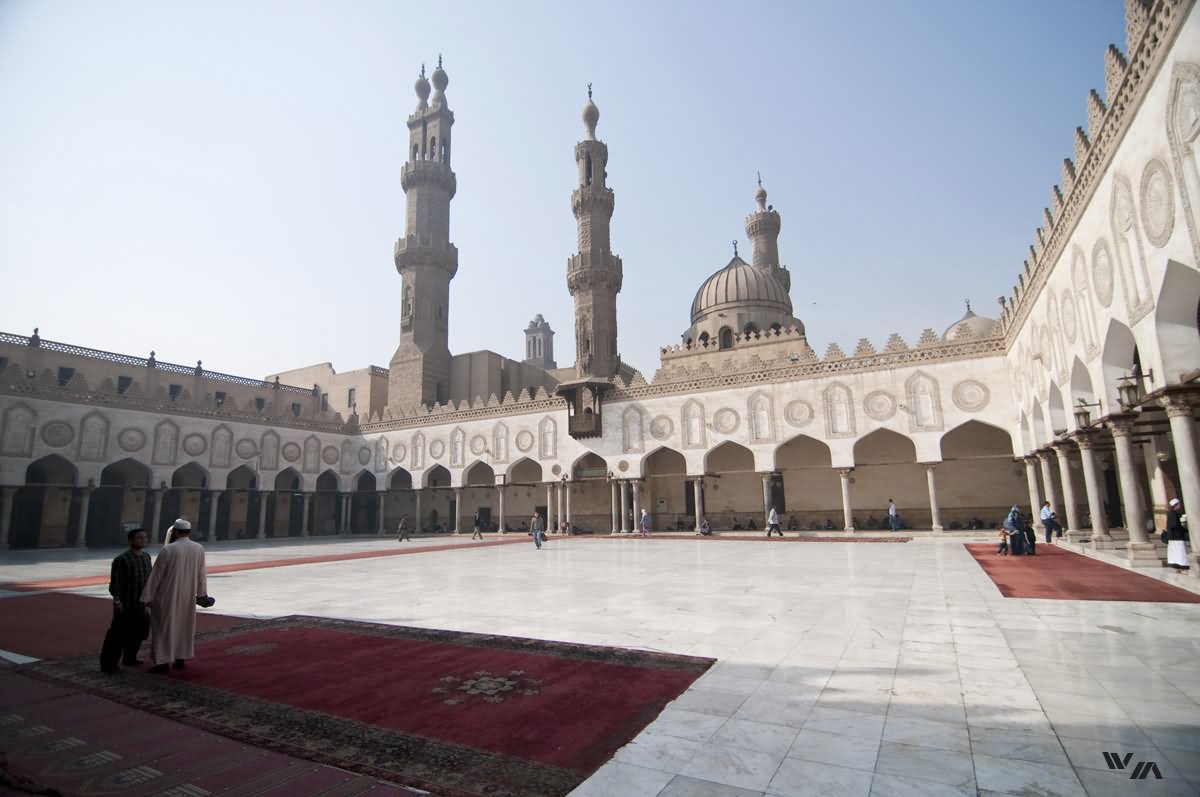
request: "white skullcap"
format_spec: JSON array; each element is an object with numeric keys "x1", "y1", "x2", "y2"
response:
[
  {"x1": 1170, "y1": 498, "x2": 1181, "y2": 507},
  {"x1": 172, "y1": 518, "x2": 192, "y2": 530}
]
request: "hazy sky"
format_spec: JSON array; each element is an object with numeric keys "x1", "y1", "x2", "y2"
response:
[{"x1": 0, "y1": 0, "x2": 1127, "y2": 383}]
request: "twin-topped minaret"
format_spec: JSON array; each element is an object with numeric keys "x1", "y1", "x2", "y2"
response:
[
  {"x1": 745, "y1": 174, "x2": 790, "y2": 293},
  {"x1": 389, "y1": 58, "x2": 458, "y2": 413},
  {"x1": 567, "y1": 86, "x2": 623, "y2": 379}
]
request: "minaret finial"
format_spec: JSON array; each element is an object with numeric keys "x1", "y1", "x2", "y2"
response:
[
  {"x1": 965, "y1": 298, "x2": 972, "y2": 312},
  {"x1": 437, "y1": 53, "x2": 442, "y2": 69},
  {"x1": 732, "y1": 240, "x2": 739, "y2": 258},
  {"x1": 756, "y1": 171, "x2": 762, "y2": 188},
  {"x1": 420, "y1": 63, "x2": 425, "y2": 78},
  {"x1": 587, "y1": 82, "x2": 592, "y2": 99}
]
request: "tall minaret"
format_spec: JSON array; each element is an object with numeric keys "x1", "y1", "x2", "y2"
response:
[
  {"x1": 744, "y1": 175, "x2": 790, "y2": 293},
  {"x1": 567, "y1": 85, "x2": 623, "y2": 379},
  {"x1": 389, "y1": 58, "x2": 458, "y2": 413}
]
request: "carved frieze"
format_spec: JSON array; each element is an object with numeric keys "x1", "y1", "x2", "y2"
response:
[
  {"x1": 863, "y1": 390, "x2": 897, "y2": 422},
  {"x1": 41, "y1": 420, "x2": 74, "y2": 449},
  {"x1": 182, "y1": 433, "x2": 207, "y2": 457},
  {"x1": 784, "y1": 400, "x2": 814, "y2": 428},
  {"x1": 951, "y1": 379, "x2": 991, "y2": 412}
]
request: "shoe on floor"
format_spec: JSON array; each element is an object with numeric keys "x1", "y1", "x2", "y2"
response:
[{"x1": 149, "y1": 664, "x2": 169, "y2": 674}]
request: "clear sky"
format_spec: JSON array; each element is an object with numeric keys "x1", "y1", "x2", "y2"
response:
[{"x1": 0, "y1": 0, "x2": 1127, "y2": 384}]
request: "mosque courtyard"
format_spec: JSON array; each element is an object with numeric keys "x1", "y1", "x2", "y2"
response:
[{"x1": 1, "y1": 533, "x2": 1198, "y2": 797}]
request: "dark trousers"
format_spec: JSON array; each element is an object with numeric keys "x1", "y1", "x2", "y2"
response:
[
  {"x1": 100, "y1": 607, "x2": 149, "y2": 671},
  {"x1": 767, "y1": 524, "x2": 782, "y2": 536},
  {"x1": 1024, "y1": 528, "x2": 1037, "y2": 554}
]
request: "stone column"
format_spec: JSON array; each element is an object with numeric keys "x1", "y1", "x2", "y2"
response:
[
  {"x1": 208, "y1": 490, "x2": 222, "y2": 539},
  {"x1": 1038, "y1": 452, "x2": 1061, "y2": 537},
  {"x1": 1106, "y1": 415, "x2": 1157, "y2": 565},
  {"x1": 564, "y1": 481, "x2": 572, "y2": 530},
  {"x1": 546, "y1": 483, "x2": 555, "y2": 533},
  {"x1": 1050, "y1": 443, "x2": 1083, "y2": 540},
  {"x1": 556, "y1": 482, "x2": 565, "y2": 533},
  {"x1": 378, "y1": 491, "x2": 387, "y2": 534},
  {"x1": 150, "y1": 487, "x2": 164, "y2": 538},
  {"x1": 838, "y1": 469, "x2": 854, "y2": 532},
  {"x1": 414, "y1": 490, "x2": 423, "y2": 534},
  {"x1": 761, "y1": 473, "x2": 772, "y2": 525},
  {"x1": 257, "y1": 491, "x2": 269, "y2": 539},
  {"x1": 610, "y1": 480, "x2": 619, "y2": 534},
  {"x1": 1022, "y1": 457, "x2": 1044, "y2": 533},
  {"x1": 1164, "y1": 392, "x2": 1200, "y2": 576},
  {"x1": 619, "y1": 480, "x2": 630, "y2": 533},
  {"x1": 496, "y1": 485, "x2": 505, "y2": 534},
  {"x1": 453, "y1": 487, "x2": 462, "y2": 534},
  {"x1": 76, "y1": 483, "x2": 93, "y2": 548},
  {"x1": 923, "y1": 464, "x2": 942, "y2": 532},
  {"x1": 1073, "y1": 432, "x2": 1112, "y2": 547},
  {"x1": 632, "y1": 480, "x2": 641, "y2": 531},
  {"x1": 693, "y1": 478, "x2": 705, "y2": 531},
  {"x1": 0, "y1": 486, "x2": 16, "y2": 548},
  {"x1": 300, "y1": 493, "x2": 311, "y2": 537}
]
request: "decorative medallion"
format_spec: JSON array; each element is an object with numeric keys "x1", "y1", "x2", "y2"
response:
[
  {"x1": 1140, "y1": 158, "x2": 1175, "y2": 247},
  {"x1": 429, "y1": 439, "x2": 446, "y2": 459},
  {"x1": 358, "y1": 446, "x2": 371, "y2": 466},
  {"x1": 40, "y1": 421, "x2": 74, "y2": 448},
  {"x1": 951, "y1": 379, "x2": 991, "y2": 412},
  {"x1": 618, "y1": 460, "x2": 629, "y2": 472},
  {"x1": 1091, "y1": 239, "x2": 1115, "y2": 307},
  {"x1": 1059, "y1": 290, "x2": 1078, "y2": 343},
  {"x1": 713, "y1": 408, "x2": 740, "y2": 434},
  {"x1": 117, "y1": 428, "x2": 146, "y2": 453},
  {"x1": 649, "y1": 415, "x2": 673, "y2": 440},
  {"x1": 515, "y1": 430, "x2": 535, "y2": 453},
  {"x1": 863, "y1": 390, "x2": 897, "y2": 422},
  {"x1": 431, "y1": 670, "x2": 543, "y2": 706},
  {"x1": 234, "y1": 438, "x2": 257, "y2": 459},
  {"x1": 470, "y1": 435, "x2": 487, "y2": 455},
  {"x1": 182, "y1": 433, "x2": 207, "y2": 457},
  {"x1": 784, "y1": 400, "x2": 814, "y2": 428},
  {"x1": 392, "y1": 443, "x2": 407, "y2": 464},
  {"x1": 551, "y1": 464, "x2": 562, "y2": 476},
  {"x1": 322, "y1": 445, "x2": 340, "y2": 465},
  {"x1": 281, "y1": 442, "x2": 301, "y2": 463}
]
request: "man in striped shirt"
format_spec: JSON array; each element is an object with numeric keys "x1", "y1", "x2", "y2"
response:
[{"x1": 100, "y1": 527, "x2": 152, "y2": 672}]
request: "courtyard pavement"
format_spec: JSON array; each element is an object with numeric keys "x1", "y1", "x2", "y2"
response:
[{"x1": 2, "y1": 534, "x2": 1198, "y2": 797}]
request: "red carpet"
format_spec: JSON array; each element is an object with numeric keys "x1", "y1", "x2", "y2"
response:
[
  {"x1": 24, "y1": 616, "x2": 713, "y2": 796},
  {"x1": 0, "y1": 668, "x2": 422, "y2": 796},
  {"x1": 0, "y1": 591, "x2": 251, "y2": 659},
  {"x1": 965, "y1": 544, "x2": 1200, "y2": 602}
]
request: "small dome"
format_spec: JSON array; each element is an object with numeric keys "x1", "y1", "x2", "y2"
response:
[
  {"x1": 414, "y1": 69, "x2": 431, "y2": 106},
  {"x1": 943, "y1": 302, "x2": 997, "y2": 340},
  {"x1": 754, "y1": 183, "x2": 768, "y2": 211},
  {"x1": 582, "y1": 99, "x2": 599, "y2": 138},
  {"x1": 532, "y1": 314, "x2": 545, "y2": 324},
  {"x1": 690, "y1": 256, "x2": 793, "y2": 322},
  {"x1": 431, "y1": 58, "x2": 449, "y2": 94}
]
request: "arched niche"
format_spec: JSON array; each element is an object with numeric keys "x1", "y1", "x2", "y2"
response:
[
  {"x1": 774, "y1": 434, "x2": 832, "y2": 469},
  {"x1": 508, "y1": 457, "x2": 543, "y2": 484},
  {"x1": 1100, "y1": 319, "x2": 1138, "y2": 412},
  {"x1": 940, "y1": 421, "x2": 1015, "y2": 460},
  {"x1": 853, "y1": 428, "x2": 917, "y2": 465},
  {"x1": 226, "y1": 465, "x2": 258, "y2": 490},
  {"x1": 703, "y1": 441, "x2": 754, "y2": 473},
  {"x1": 171, "y1": 462, "x2": 208, "y2": 489},
  {"x1": 275, "y1": 467, "x2": 303, "y2": 492},
  {"x1": 1154, "y1": 260, "x2": 1200, "y2": 382},
  {"x1": 424, "y1": 464, "x2": 451, "y2": 488},
  {"x1": 25, "y1": 454, "x2": 77, "y2": 485},
  {"x1": 388, "y1": 468, "x2": 413, "y2": 490},
  {"x1": 101, "y1": 458, "x2": 151, "y2": 487},
  {"x1": 642, "y1": 446, "x2": 685, "y2": 477},
  {"x1": 464, "y1": 461, "x2": 495, "y2": 486}
]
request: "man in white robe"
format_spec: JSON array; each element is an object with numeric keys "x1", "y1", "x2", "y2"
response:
[{"x1": 141, "y1": 518, "x2": 212, "y2": 672}]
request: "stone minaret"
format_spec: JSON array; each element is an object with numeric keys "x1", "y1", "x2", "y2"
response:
[
  {"x1": 744, "y1": 175, "x2": 790, "y2": 293},
  {"x1": 523, "y1": 314, "x2": 556, "y2": 369},
  {"x1": 567, "y1": 86, "x2": 623, "y2": 379},
  {"x1": 389, "y1": 59, "x2": 458, "y2": 413}
]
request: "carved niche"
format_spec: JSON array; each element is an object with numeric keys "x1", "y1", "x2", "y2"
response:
[
  {"x1": 681, "y1": 399, "x2": 706, "y2": 448},
  {"x1": 302, "y1": 435, "x2": 321, "y2": 473},
  {"x1": 905, "y1": 371, "x2": 944, "y2": 432},
  {"x1": 260, "y1": 430, "x2": 280, "y2": 471},
  {"x1": 1110, "y1": 173, "x2": 1153, "y2": 320},
  {"x1": 77, "y1": 412, "x2": 109, "y2": 462},
  {"x1": 822, "y1": 382, "x2": 855, "y2": 438},
  {"x1": 450, "y1": 427, "x2": 465, "y2": 467},
  {"x1": 492, "y1": 423, "x2": 509, "y2": 464},
  {"x1": 0, "y1": 403, "x2": 36, "y2": 457},
  {"x1": 211, "y1": 425, "x2": 233, "y2": 468},
  {"x1": 539, "y1": 417, "x2": 557, "y2": 460},
  {"x1": 152, "y1": 420, "x2": 179, "y2": 466},
  {"x1": 1140, "y1": 158, "x2": 1176, "y2": 247},
  {"x1": 411, "y1": 432, "x2": 426, "y2": 469},
  {"x1": 622, "y1": 406, "x2": 645, "y2": 453},
  {"x1": 339, "y1": 440, "x2": 354, "y2": 474},
  {"x1": 374, "y1": 437, "x2": 389, "y2": 472},
  {"x1": 1165, "y1": 62, "x2": 1200, "y2": 266},
  {"x1": 747, "y1": 392, "x2": 774, "y2": 443}
]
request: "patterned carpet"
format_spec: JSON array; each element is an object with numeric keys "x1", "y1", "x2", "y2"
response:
[
  {"x1": 964, "y1": 543, "x2": 1200, "y2": 602},
  {"x1": 24, "y1": 616, "x2": 714, "y2": 797}
]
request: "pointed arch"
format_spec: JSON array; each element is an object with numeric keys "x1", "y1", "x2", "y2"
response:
[
  {"x1": 354, "y1": 470, "x2": 377, "y2": 491},
  {"x1": 315, "y1": 469, "x2": 339, "y2": 491},
  {"x1": 226, "y1": 464, "x2": 258, "y2": 490},
  {"x1": 1047, "y1": 382, "x2": 1067, "y2": 436},
  {"x1": 1154, "y1": 259, "x2": 1200, "y2": 383},
  {"x1": 641, "y1": 446, "x2": 686, "y2": 477},
  {"x1": 1018, "y1": 411, "x2": 1031, "y2": 454},
  {"x1": 171, "y1": 462, "x2": 208, "y2": 488},
  {"x1": 463, "y1": 461, "x2": 495, "y2": 486},
  {"x1": 423, "y1": 464, "x2": 451, "y2": 488},
  {"x1": 1031, "y1": 402, "x2": 1048, "y2": 448},
  {"x1": 274, "y1": 467, "x2": 303, "y2": 491},
  {"x1": 507, "y1": 457, "x2": 543, "y2": 484},
  {"x1": 703, "y1": 440, "x2": 754, "y2": 473},
  {"x1": 570, "y1": 451, "x2": 608, "y2": 479},
  {"x1": 101, "y1": 457, "x2": 151, "y2": 487},
  {"x1": 25, "y1": 454, "x2": 77, "y2": 485},
  {"x1": 940, "y1": 420, "x2": 1015, "y2": 459},
  {"x1": 853, "y1": 428, "x2": 917, "y2": 465},
  {"x1": 773, "y1": 434, "x2": 832, "y2": 469},
  {"x1": 388, "y1": 467, "x2": 413, "y2": 489},
  {"x1": 1100, "y1": 318, "x2": 1138, "y2": 413}
]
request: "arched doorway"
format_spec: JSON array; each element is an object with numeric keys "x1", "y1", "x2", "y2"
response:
[
  {"x1": 350, "y1": 471, "x2": 377, "y2": 533},
  {"x1": 852, "y1": 429, "x2": 921, "y2": 529},
  {"x1": 642, "y1": 447, "x2": 688, "y2": 530},
  {"x1": 163, "y1": 462, "x2": 209, "y2": 539},
  {"x1": 774, "y1": 434, "x2": 835, "y2": 530},
  {"x1": 565, "y1": 453, "x2": 606, "y2": 533},
  {"x1": 312, "y1": 470, "x2": 340, "y2": 535},
  {"x1": 273, "y1": 468, "x2": 304, "y2": 537},
  {"x1": 463, "y1": 461, "x2": 496, "y2": 531},
  {"x1": 423, "y1": 465, "x2": 451, "y2": 532},
  {"x1": 702, "y1": 442, "x2": 757, "y2": 529},
  {"x1": 218, "y1": 465, "x2": 259, "y2": 540},
  {"x1": 384, "y1": 468, "x2": 414, "y2": 532},
  {"x1": 938, "y1": 421, "x2": 1024, "y2": 529},
  {"x1": 12, "y1": 454, "x2": 78, "y2": 548},
  {"x1": 89, "y1": 458, "x2": 152, "y2": 548}
]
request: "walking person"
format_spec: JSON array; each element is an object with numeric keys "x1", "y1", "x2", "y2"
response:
[
  {"x1": 887, "y1": 499, "x2": 899, "y2": 532},
  {"x1": 471, "y1": 512, "x2": 484, "y2": 540},
  {"x1": 1040, "y1": 501, "x2": 1060, "y2": 544},
  {"x1": 100, "y1": 527, "x2": 152, "y2": 673},
  {"x1": 531, "y1": 511, "x2": 544, "y2": 550},
  {"x1": 140, "y1": 519, "x2": 214, "y2": 673},
  {"x1": 1166, "y1": 498, "x2": 1190, "y2": 573},
  {"x1": 766, "y1": 506, "x2": 782, "y2": 537},
  {"x1": 397, "y1": 513, "x2": 411, "y2": 542},
  {"x1": 639, "y1": 508, "x2": 651, "y2": 537}
]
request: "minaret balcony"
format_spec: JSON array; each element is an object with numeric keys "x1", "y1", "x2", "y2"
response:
[
  {"x1": 571, "y1": 187, "x2": 614, "y2": 216},
  {"x1": 401, "y1": 161, "x2": 457, "y2": 196},
  {"x1": 395, "y1": 235, "x2": 459, "y2": 275}
]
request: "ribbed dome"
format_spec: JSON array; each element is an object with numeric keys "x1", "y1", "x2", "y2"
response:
[
  {"x1": 690, "y1": 256, "x2": 792, "y2": 322},
  {"x1": 943, "y1": 304, "x2": 997, "y2": 340}
]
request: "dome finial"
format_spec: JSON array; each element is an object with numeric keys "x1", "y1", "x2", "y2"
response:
[
  {"x1": 732, "y1": 240, "x2": 739, "y2": 258},
  {"x1": 431, "y1": 55, "x2": 448, "y2": 96},
  {"x1": 415, "y1": 63, "x2": 431, "y2": 107},
  {"x1": 756, "y1": 171, "x2": 762, "y2": 188},
  {"x1": 588, "y1": 82, "x2": 592, "y2": 99},
  {"x1": 582, "y1": 84, "x2": 599, "y2": 139},
  {"x1": 965, "y1": 298, "x2": 972, "y2": 312},
  {"x1": 754, "y1": 173, "x2": 768, "y2": 211},
  {"x1": 437, "y1": 53, "x2": 442, "y2": 69}
]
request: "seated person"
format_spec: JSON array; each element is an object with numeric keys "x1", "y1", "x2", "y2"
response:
[
  {"x1": 732, "y1": 519, "x2": 744, "y2": 530},
  {"x1": 823, "y1": 518, "x2": 836, "y2": 530},
  {"x1": 787, "y1": 515, "x2": 799, "y2": 531},
  {"x1": 865, "y1": 515, "x2": 880, "y2": 530},
  {"x1": 697, "y1": 519, "x2": 712, "y2": 536},
  {"x1": 747, "y1": 518, "x2": 758, "y2": 530}
]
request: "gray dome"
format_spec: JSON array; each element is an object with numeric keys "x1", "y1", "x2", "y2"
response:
[
  {"x1": 690, "y1": 256, "x2": 793, "y2": 323},
  {"x1": 943, "y1": 304, "x2": 997, "y2": 340}
]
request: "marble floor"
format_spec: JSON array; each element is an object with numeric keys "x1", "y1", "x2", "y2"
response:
[{"x1": 2, "y1": 535, "x2": 1198, "y2": 797}]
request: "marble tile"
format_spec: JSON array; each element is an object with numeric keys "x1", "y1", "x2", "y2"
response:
[
  {"x1": 670, "y1": 688, "x2": 749, "y2": 718},
  {"x1": 972, "y1": 752, "x2": 1086, "y2": 797},
  {"x1": 802, "y1": 706, "x2": 887, "y2": 741},
  {"x1": 613, "y1": 733, "x2": 705, "y2": 773},
  {"x1": 967, "y1": 725, "x2": 1069, "y2": 766},
  {"x1": 658, "y1": 774, "x2": 764, "y2": 797},
  {"x1": 766, "y1": 758, "x2": 873, "y2": 797},
  {"x1": 566, "y1": 761, "x2": 675, "y2": 797},
  {"x1": 874, "y1": 742, "x2": 975, "y2": 789},
  {"x1": 643, "y1": 709, "x2": 729, "y2": 743},
  {"x1": 677, "y1": 741, "x2": 785, "y2": 792},
  {"x1": 787, "y1": 728, "x2": 879, "y2": 772},
  {"x1": 868, "y1": 772, "x2": 976, "y2": 797},
  {"x1": 711, "y1": 719, "x2": 799, "y2": 758},
  {"x1": 881, "y1": 715, "x2": 969, "y2": 753}
]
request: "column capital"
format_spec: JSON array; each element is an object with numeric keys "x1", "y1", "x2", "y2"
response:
[
  {"x1": 919, "y1": 462, "x2": 939, "y2": 471},
  {"x1": 1162, "y1": 390, "x2": 1199, "y2": 418},
  {"x1": 837, "y1": 467, "x2": 854, "y2": 476},
  {"x1": 1049, "y1": 438, "x2": 1077, "y2": 453},
  {"x1": 1104, "y1": 412, "x2": 1139, "y2": 437}
]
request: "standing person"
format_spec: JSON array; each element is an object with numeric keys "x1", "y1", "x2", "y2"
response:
[
  {"x1": 471, "y1": 512, "x2": 484, "y2": 540},
  {"x1": 1004, "y1": 505, "x2": 1025, "y2": 555},
  {"x1": 1166, "y1": 498, "x2": 1190, "y2": 573},
  {"x1": 140, "y1": 519, "x2": 213, "y2": 673},
  {"x1": 766, "y1": 506, "x2": 782, "y2": 537},
  {"x1": 887, "y1": 499, "x2": 899, "y2": 532},
  {"x1": 639, "y1": 508, "x2": 651, "y2": 537},
  {"x1": 996, "y1": 528, "x2": 1009, "y2": 556},
  {"x1": 100, "y1": 527, "x2": 152, "y2": 673},
  {"x1": 1040, "y1": 502, "x2": 1060, "y2": 544},
  {"x1": 531, "y1": 511, "x2": 543, "y2": 550},
  {"x1": 396, "y1": 513, "x2": 411, "y2": 542}
]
